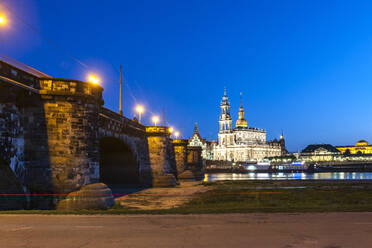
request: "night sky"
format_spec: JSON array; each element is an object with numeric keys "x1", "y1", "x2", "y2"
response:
[{"x1": 1, "y1": 0, "x2": 371, "y2": 151}]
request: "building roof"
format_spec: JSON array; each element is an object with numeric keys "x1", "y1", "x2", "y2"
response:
[
  {"x1": 301, "y1": 144, "x2": 340, "y2": 153},
  {"x1": 188, "y1": 123, "x2": 207, "y2": 145},
  {"x1": 0, "y1": 54, "x2": 52, "y2": 78},
  {"x1": 233, "y1": 126, "x2": 266, "y2": 133},
  {"x1": 336, "y1": 140, "x2": 371, "y2": 148},
  {"x1": 356, "y1": 140, "x2": 369, "y2": 146}
]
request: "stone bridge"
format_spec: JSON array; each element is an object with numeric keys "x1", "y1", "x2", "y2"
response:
[{"x1": 0, "y1": 58, "x2": 202, "y2": 209}]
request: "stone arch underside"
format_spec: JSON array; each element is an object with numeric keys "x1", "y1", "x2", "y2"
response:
[
  {"x1": 0, "y1": 156, "x2": 26, "y2": 210},
  {"x1": 99, "y1": 137, "x2": 140, "y2": 185}
]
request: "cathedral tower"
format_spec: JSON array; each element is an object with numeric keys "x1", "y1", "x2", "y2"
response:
[
  {"x1": 280, "y1": 131, "x2": 287, "y2": 155},
  {"x1": 235, "y1": 92, "x2": 248, "y2": 128},
  {"x1": 219, "y1": 88, "x2": 232, "y2": 133}
]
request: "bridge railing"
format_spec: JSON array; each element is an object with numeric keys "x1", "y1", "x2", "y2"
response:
[
  {"x1": 145, "y1": 126, "x2": 172, "y2": 136},
  {"x1": 0, "y1": 59, "x2": 103, "y2": 101},
  {"x1": 99, "y1": 107, "x2": 146, "y2": 135},
  {"x1": 38, "y1": 78, "x2": 103, "y2": 101},
  {"x1": 0, "y1": 59, "x2": 43, "y2": 90}
]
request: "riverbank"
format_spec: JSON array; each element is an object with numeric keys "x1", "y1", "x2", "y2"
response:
[
  {"x1": 1, "y1": 179, "x2": 372, "y2": 214},
  {"x1": 184, "y1": 179, "x2": 372, "y2": 213}
]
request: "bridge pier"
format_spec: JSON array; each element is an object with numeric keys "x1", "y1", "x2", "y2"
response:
[
  {"x1": 187, "y1": 146, "x2": 204, "y2": 180},
  {"x1": 146, "y1": 127, "x2": 177, "y2": 186},
  {"x1": 172, "y1": 139, "x2": 188, "y2": 174},
  {"x1": 32, "y1": 79, "x2": 103, "y2": 208},
  {"x1": 0, "y1": 76, "x2": 104, "y2": 209}
]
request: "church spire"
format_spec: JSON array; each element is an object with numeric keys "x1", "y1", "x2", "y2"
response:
[
  {"x1": 240, "y1": 92, "x2": 243, "y2": 108},
  {"x1": 236, "y1": 92, "x2": 248, "y2": 128},
  {"x1": 194, "y1": 122, "x2": 199, "y2": 133},
  {"x1": 222, "y1": 87, "x2": 228, "y2": 102}
]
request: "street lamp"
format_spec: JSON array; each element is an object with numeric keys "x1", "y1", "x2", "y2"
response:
[
  {"x1": 135, "y1": 105, "x2": 144, "y2": 124},
  {"x1": 88, "y1": 74, "x2": 100, "y2": 85},
  {"x1": 152, "y1": 115, "x2": 159, "y2": 126},
  {"x1": 174, "y1": 131, "x2": 180, "y2": 139},
  {"x1": 169, "y1": 127, "x2": 174, "y2": 134}
]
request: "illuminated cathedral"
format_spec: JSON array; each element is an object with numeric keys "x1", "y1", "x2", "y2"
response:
[
  {"x1": 213, "y1": 89, "x2": 286, "y2": 162},
  {"x1": 188, "y1": 89, "x2": 287, "y2": 162}
]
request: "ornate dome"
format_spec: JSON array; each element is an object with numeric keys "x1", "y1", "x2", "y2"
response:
[
  {"x1": 356, "y1": 140, "x2": 368, "y2": 146},
  {"x1": 236, "y1": 119, "x2": 248, "y2": 128}
]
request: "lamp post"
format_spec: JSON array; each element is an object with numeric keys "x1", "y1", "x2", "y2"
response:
[
  {"x1": 119, "y1": 65, "x2": 123, "y2": 116},
  {"x1": 135, "y1": 105, "x2": 144, "y2": 124},
  {"x1": 152, "y1": 115, "x2": 159, "y2": 126}
]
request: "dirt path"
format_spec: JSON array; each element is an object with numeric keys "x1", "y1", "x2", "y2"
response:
[{"x1": 115, "y1": 181, "x2": 210, "y2": 210}]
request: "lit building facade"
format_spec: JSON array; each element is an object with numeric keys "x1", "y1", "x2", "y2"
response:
[
  {"x1": 336, "y1": 140, "x2": 372, "y2": 155},
  {"x1": 213, "y1": 90, "x2": 286, "y2": 162},
  {"x1": 188, "y1": 123, "x2": 216, "y2": 160},
  {"x1": 269, "y1": 143, "x2": 372, "y2": 165}
]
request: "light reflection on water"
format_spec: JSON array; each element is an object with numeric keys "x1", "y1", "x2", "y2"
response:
[{"x1": 203, "y1": 172, "x2": 372, "y2": 182}]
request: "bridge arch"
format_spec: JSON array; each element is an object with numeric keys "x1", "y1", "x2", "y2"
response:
[
  {"x1": 99, "y1": 137, "x2": 140, "y2": 185},
  {"x1": 0, "y1": 156, "x2": 26, "y2": 210}
]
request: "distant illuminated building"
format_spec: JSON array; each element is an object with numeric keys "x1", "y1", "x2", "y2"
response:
[
  {"x1": 188, "y1": 123, "x2": 216, "y2": 160},
  {"x1": 269, "y1": 143, "x2": 372, "y2": 165},
  {"x1": 188, "y1": 90, "x2": 287, "y2": 163},
  {"x1": 336, "y1": 140, "x2": 372, "y2": 155},
  {"x1": 299, "y1": 144, "x2": 341, "y2": 162},
  {"x1": 213, "y1": 89, "x2": 286, "y2": 162}
]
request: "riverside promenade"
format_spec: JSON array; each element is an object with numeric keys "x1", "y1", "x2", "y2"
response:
[{"x1": 1, "y1": 213, "x2": 372, "y2": 248}]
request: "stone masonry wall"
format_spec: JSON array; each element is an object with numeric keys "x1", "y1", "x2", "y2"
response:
[
  {"x1": 0, "y1": 59, "x2": 185, "y2": 208},
  {"x1": 146, "y1": 127, "x2": 177, "y2": 179},
  {"x1": 0, "y1": 102, "x2": 25, "y2": 183},
  {"x1": 0, "y1": 83, "x2": 31, "y2": 202},
  {"x1": 31, "y1": 79, "x2": 103, "y2": 208},
  {"x1": 173, "y1": 139, "x2": 188, "y2": 175},
  {"x1": 187, "y1": 146, "x2": 203, "y2": 170}
]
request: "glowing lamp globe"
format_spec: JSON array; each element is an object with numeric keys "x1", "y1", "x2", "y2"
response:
[{"x1": 88, "y1": 74, "x2": 100, "y2": 85}]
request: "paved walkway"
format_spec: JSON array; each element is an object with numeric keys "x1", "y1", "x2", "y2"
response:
[{"x1": 1, "y1": 213, "x2": 372, "y2": 247}]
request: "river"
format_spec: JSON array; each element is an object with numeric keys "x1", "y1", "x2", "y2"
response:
[{"x1": 203, "y1": 172, "x2": 372, "y2": 182}]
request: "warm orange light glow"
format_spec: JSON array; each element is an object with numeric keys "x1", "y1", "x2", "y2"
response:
[
  {"x1": 169, "y1": 127, "x2": 174, "y2": 133},
  {"x1": 0, "y1": 14, "x2": 7, "y2": 26},
  {"x1": 135, "y1": 105, "x2": 144, "y2": 114},
  {"x1": 88, "y1": 74, "x2": 100, "y2": 84},
  {"x1": 152, "y1": 116, "x2": 159, "y2": 126},
  {"x1": 174, "y1": 131, "x2": 180, "y2": 139},
  {"x1": 135, "y1": 105, "x2": 144, "y2": 124}
]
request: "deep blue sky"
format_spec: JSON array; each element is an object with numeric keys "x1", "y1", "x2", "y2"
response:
[{"x1": 1, "y1": 0, "x2": 371, "y2": 151}]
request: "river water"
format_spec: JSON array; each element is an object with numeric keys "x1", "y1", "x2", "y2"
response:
[{"x1": 203, "y1": 172, "x2": 372, "y2": 182}]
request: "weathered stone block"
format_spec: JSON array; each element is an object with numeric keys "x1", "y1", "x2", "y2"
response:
[
  {"x1": 152, "y1": 174, "x2": 178, "y2": 187},
  {"x1": 178, "y1": 170, "x2": 196, "y2": 182},
  {"x1": 57, "y1": 183, "x2": 114, "y2": 210}
]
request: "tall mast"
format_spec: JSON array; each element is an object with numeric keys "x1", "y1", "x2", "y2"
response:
[
  {"x1": 162, "y1": 108, "x2": 165, "y2": 126},
  {"x1": 119, "y1": 65, "x2": 123, "y2": 116}
]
